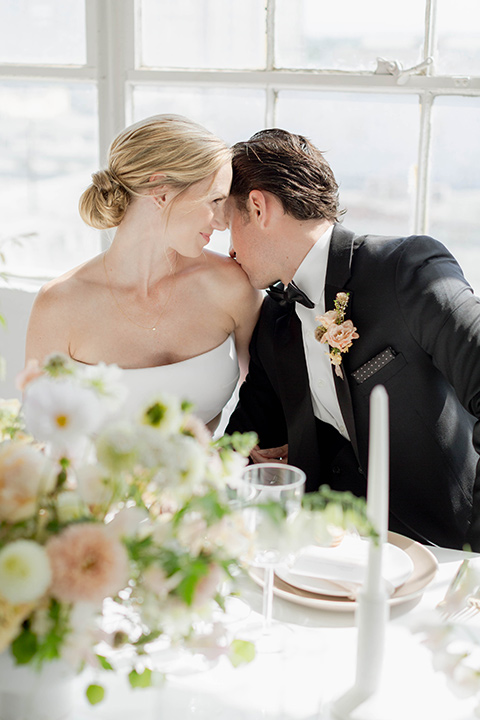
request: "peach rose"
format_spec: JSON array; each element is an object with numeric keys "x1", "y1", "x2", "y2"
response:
[
  {"x1": 321, "y1": 320, "x2": 359, "y2": 352},
  {"x1": 315, "y1": 310, "x2": 337, "y2": 329}
]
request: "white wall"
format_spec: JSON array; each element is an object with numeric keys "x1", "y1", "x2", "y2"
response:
[{"x1": 0, "y1": 285, "x2": 38, "y2": 400}]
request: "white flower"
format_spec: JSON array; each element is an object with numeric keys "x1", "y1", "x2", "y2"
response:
[
  {"x1": 79, "y1": 362, "x2": 128, "y2": 415},
  {"x1": 140, "y1": 394, "x2": 184, "y2": 435},
  {"x1": 176, "y1": 512, "x2": 209, "y2": 555},
  {"x1": 106, "y1": 506, "x2": 150, "y2": 539},
  {"x1": 76, "y1": 464, "x2": 117, "y2": 508},
  {"x1": 0, "y1": 440, "x2": 56, "y2": 522},
  {"x1": 447, "y1": 662, "x2": 480, "y2": 699},
  {"x1": 0, "y1": 540, "x2": 51, "y2": 604},
  {"x1": 95, "y1": 421, "x2": 140, "y2": 472},
  {"x1": 23, "y1": 377, "x2": 104, "y2": 458},
  {"x1": 56, "y1": 490, "x2": 85, "y2": 523}
]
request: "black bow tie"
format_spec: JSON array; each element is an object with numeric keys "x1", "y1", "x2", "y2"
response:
[{"x1": 266, "y1": 281, "x2": 315, "y2": 309}]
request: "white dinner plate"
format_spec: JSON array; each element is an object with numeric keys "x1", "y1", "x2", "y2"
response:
[
  {"x1": 275, "y1": 535, "x2": 414, "y2": 597},
  {"x1": 249, "y1": 532, "x2": 438, "y2": 612}
]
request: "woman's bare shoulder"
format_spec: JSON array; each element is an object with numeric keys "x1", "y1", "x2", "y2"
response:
[
  {"x1": 34, "y1": 256, "x2": 103, "y2": 308},
  {"x1": 201, "y1": 250, "x2": 257, "y2": 296}
]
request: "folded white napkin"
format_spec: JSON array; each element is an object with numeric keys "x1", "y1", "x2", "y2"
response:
[{"x1": 284, "y1": 535, "x2": 413, "y2": 591}]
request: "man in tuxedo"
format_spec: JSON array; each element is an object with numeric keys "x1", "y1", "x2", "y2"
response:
[{"x1": 225, "y1": 128, "x2": 480, "y2": 551}]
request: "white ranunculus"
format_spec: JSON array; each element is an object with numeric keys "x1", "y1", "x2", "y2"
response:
[
  {"x1": 79, "y1": 362, "x2": 128, "y2": 416},
  {"x1": 0, "y1": 440, "x2": 56, "y2": 522},
  {"x1": 23, "y1": 376, "x2": 104, "y2": 458},
  {"x1": 0, "y1": 540, "x2": 52, "y2": 604}
]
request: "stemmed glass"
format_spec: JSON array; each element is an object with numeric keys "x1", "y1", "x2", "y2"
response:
[{"x1": 237, "y1": 463, "x2": 306, "y2": 651}]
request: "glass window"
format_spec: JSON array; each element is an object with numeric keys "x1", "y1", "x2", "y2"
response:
[
  {"x1": 132, "y1": 85, "x2": 266, "y2": 145},
  {"x1": 0, "y1": 0, "x2": 86, "y2": 65},
  {"x1": 428, "y1": 96, "x2": 480, "y2": 293},
  {"x1": 0, "y1": 81, "x2": 99, "y2": 278},
  {"x1": 275, "y1": 0, "x2": 425, "y2": 71},
  {"x1": 140, "y1": 0, "x2": 266, "y2": 69},
  {"x1": 276, "y1": 92, "x2": 420, "y2": 236},
  {"x1": 435, "y1": 0, "x2": 480, "y2": 76}
]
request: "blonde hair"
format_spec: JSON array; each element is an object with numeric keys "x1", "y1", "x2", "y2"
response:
[{"x1": 79, "y1": 114, "x2": 232, "y2": 229}]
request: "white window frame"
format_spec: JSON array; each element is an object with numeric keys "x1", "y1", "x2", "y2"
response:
[{"x1": 1, "y1": 0, "x2": 479, "y2": 273}]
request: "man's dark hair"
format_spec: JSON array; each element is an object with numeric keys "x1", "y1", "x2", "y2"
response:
[{"x1": 230, "y1": 128, "x2": 343, "y2": 222}]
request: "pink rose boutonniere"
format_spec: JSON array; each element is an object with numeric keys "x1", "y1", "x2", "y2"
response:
[{"x1": 314, "y1": 292, "x2": 359, "y2": 379}]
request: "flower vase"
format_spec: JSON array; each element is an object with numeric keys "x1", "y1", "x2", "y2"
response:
[{"x1": 0, "y1": 650, "x2": 77, "y2": 720}]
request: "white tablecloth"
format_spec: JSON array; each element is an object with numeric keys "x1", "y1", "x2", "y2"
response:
[{"x1": 73, "y1": 545, "x2": 479, "y2": 720}]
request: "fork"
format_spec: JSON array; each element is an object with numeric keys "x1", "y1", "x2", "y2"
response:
[{"x1": 437, "y1": 559, "x2": 480, "y2": 621}]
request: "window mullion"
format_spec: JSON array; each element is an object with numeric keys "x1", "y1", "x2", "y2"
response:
[
  {"x1": 414, "y1": 92, "x2": 434, "y2": 234},
  {"x1": 424, "y1": 0, "x2": 437, "y2": 70}
]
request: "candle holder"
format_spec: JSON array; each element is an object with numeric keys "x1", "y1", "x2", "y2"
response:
[{"x1": 329, "y1": 385, "x2": 390, "y2": 719}]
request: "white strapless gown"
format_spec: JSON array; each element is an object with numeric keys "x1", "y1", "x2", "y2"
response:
[{"x1": 112, "y1": 335, "x2": 239, "y2": 425}]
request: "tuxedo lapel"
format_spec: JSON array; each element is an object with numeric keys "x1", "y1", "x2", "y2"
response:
[{"x1": 325, "y1": 225, "x2": 360, "y2": 461}]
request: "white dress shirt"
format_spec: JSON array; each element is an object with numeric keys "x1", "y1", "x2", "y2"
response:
[{"x1": 292, "y1": 225, "x2": 350, "y2": 440}]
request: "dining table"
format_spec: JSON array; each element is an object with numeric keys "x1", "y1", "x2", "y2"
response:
[{"x1": 69, "y1": 538, "x2": 480, "y2": 720}]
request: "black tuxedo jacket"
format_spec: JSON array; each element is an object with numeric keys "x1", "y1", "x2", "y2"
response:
[{"x1": 227, "y1": 224, "x2": 480, "y2": 550}]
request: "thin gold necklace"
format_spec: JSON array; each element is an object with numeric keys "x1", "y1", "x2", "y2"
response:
[{"x1": 102, "y1": 251, "x2": 176, "y2": 331}]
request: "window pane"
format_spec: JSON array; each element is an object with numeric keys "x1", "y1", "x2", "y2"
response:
[
  {"x1": 0, "y1": 0, "x2": 86, "y2": 65},
  {"x1": 133, "y1": 85, "x2": 265, "y2": 146},
  {"x1": 140, "y1": 0, "x2": 266, "y2": 69},
  {"x1": 435, "y1": 0, "x2": 480, "y2": 76},
  {"x1": 277, "y1": 92, "x2": 420, "y2": 236},
  {"x1": 428, "y1": 97, "x2": 480, "y2": 294},
  {"x1": 0, "y1": 82, "x2": 99, "y2": 278},
  {"x1": 276, "y1": 0, "x2": 425, "y2": 71}
]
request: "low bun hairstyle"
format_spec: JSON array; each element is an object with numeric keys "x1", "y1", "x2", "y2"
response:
[{"x1": 79, "y1": 114, "x2": 232, "y2": 229}]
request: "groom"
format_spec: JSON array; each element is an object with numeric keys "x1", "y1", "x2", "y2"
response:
[{"x1": 225, "y1": 128, "x2": 480, "y2": 551}]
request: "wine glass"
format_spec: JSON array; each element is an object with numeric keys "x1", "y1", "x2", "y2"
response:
[{"x1": 237, "y1": 463, "x2": 306, "y2": 651}]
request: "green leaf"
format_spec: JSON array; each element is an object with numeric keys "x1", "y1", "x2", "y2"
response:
[
  {"x1": 86, "y1": 684, "x2": 105, "y2": 705},
  {"x1": 228, "y1": 639, "x2": 255, "y2": 667},
  {"x1": 97, "y1": 655, "x2": 114, "y2": 671},
  {"x1": 11, "y1": 627, "x2": 38, "y2": 665},
  {"x1": 128, "y1": 667, "x2": 152, "y2": 688}
]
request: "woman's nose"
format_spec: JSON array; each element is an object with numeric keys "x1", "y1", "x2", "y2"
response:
[{"x1": 212, "y1": 205, "x2": 227, "y2": 232}]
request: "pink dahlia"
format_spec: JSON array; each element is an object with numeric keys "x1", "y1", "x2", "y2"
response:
[{"x1": 46, "y1": 523, "x2": 129, "y2": 605}]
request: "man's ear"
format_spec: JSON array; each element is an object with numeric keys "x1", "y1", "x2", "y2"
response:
[
  {"x1": 248, "y1": 189, "x2": 268, "y2": 227},
  {"x1": 248, "y1": 189, "x2": 281, "y2": 229}
]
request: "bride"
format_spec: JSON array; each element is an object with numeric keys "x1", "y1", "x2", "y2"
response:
[{"x1": 25, "y1": 114, "x2": 262, "y2": 432}]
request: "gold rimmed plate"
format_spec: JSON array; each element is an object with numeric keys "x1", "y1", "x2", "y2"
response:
[{"x1": 248, "y1": 532, "x2": 438, "y2": 612}]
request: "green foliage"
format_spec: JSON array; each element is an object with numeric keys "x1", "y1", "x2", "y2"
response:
[
  {"x1": 302, "y1": 485, "x2": 379, "y2": 541},
  {"x1": 128, "y1": 667, "x2": 152, "y2": 689},
  {"x1": 86, "y1": 684, "x2": 105, "y2": 705},
  {"x1": 173, "y1": 489, "x2": 230, "y2": 528},
  {"x1": 11, "y1": 627, "x2": 38, "y2": 664},
  {"x1": 215, "y1": 431, "x2": 258, "y2": 457},
  {"x1": 11, "y1": 600, "x2": 71, "y2": 667},
  {"x1": 228, "y1": 639, "x2": 255, "y2": 667},
  {"x1": 97, "y1": 655, "x2": 114, "y2": 671}
]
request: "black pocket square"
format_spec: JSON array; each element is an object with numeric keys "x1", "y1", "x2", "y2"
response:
[{"x1": 351, "y1": 347, "x2": 397, "y2": 384}]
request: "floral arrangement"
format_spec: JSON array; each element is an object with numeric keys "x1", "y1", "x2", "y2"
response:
[
  {"x1": 0, "y1": 354, "x2": 257, "y2": 705},
  {"x1": 315, "y1": 292, "x2": 359, "y2": 379},
  {"x1": 0, "y1": 352, "x2": 378, "y2": 709}
]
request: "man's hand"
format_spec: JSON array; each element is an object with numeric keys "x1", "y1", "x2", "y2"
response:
[{"x1": 250, "y1": 444, "x2": 289, "y2": 464}]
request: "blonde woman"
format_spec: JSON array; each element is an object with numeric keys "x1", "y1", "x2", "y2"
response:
[{"x1": 26, "y1": 115, "x2": 262, "y2": 432}]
